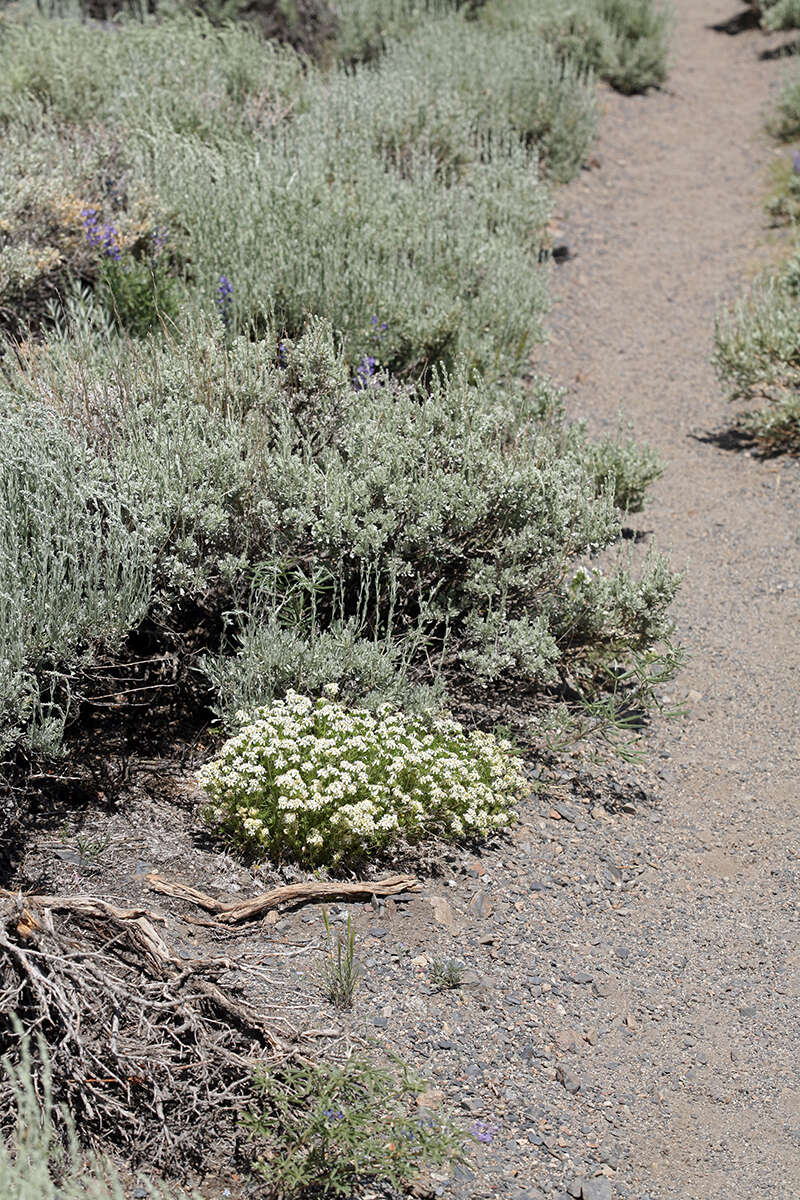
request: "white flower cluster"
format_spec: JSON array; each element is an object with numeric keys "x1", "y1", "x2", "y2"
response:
[{"x1": 197, "y1": 688, "x2": 527, "y2": 865}]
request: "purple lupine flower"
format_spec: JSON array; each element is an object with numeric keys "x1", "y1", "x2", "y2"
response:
[
  {"x1": 370, "y1": 315, "x2": 388, "y2": 344},
  {"x1": 278, "y1": 340, "x2": 288, "y2": 368},
  {"x1": 150, "y1": 226, "x2": 168, "y2": 257},
  {"x1": 322, "y1": 1108, "x2": 345, "y2": 1121},
  {"x1": 81, "y1": 208, "x2": 121, "y2": 259},
  {"x1": 355, "y1": 354, "x2": 376, "y2": 390},
  {"x1": 792, "y1": 150, "x2": 800, "y2": 176},
  {"x1": 216, "y1": 274, "x2": 233, "y2": 326},
  {"x1": 100, "y1": 223, "x2": 121, "y2": 260},
  {"x1": 81, "y1": 207, "x2": 101, "y2": 246}
]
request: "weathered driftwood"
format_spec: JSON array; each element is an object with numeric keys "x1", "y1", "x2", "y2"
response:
[{"x1": 145, "y1": 871, "x2": 421, "y2": 923}]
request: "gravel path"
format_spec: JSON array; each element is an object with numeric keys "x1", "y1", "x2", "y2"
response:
[{"x1": 531, "y1": 3, "x2": 800, "y2": 1195}]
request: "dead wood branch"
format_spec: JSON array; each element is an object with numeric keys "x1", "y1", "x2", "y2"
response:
[
  {"x1": 0, "y1": 888, "x2": 293, "y2": 1173},
  {"x1": 145, "y1": 872, "x2": 421, "y2": 923}
]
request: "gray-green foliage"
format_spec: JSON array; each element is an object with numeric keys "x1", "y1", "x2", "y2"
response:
[
  {"x1": 480, "y1": 0, "x2": 670, "y2": 95},
  {"x1": 756, "y1": 0, "x2": 800, "y2": 31},
  {"x1": 331, "y1": 0, "x2": 476, "y2": 64},
  {"x1": 0, "y1": 13, "x2": 305, "y2": 141},
  {"x1": 321, "y1": 911, "x2": 361, "y2": 1008},
  {"x1": 203, "y1": 613, "x2": 441, "y2": 719},
  {"x1": 332, "y1": 0, "x2": 670, "y2": 95},
  {"x1": 0, "y1": 320, "x2": 676, "y2": 757},
  {"x1": 581, "y1": 426, "x2": 663, "y2": 512},
  {"x1": 0, "y1": 1044, "x2": 185, "y2": 1200},
  {"x1": 0, "y1": 8, "x2": 551, "y2": 375},
  {"x1": 157, "y1": 122, "x2": 548, "y2": 375},
  {"x1": 0, "y1": 401, "x2": 153, "y2": 759},
  {"x1": 242, "y1": 1056, "x2": 460, "y2": 1196},
  {"x1": 769, "y1": 67, "x2": 800, "y2": 142},
  {"x1": 429, "y1": 959, "x2": 465, "y2": 989},
  {"x1": 319, "y1": 17, "x2": 597, "y2": 185},
  {"x1": 195, "y1": 322, "x2": 677, "y2": 713},
  {"x1": 714, "y1": 256, "x2": 800, "y2": 452}
]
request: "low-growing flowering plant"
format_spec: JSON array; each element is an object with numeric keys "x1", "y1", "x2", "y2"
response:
[{"x1": 196, "y1": 688, "x2": 526, "y2": 866}]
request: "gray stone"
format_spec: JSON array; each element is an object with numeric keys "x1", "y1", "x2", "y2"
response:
[
  {"x1": 551, "y1": 800, "x2": 581, "y2": 823},
  {"x1": 581, "y1": 1179, "x2": 612, "y2": 1200},
  {"x1": 54, "y1": 849, "x2": 82, "y2": 865},
  {"x1": 556, "y1": 1064, "x2": 582, "y2": 1093},
  {"x1": 469, "y1": 890, "x2": 494, "y2": 919},
  {"x1": 567, "y1": 1182, "x2": 583, "y2": 1198},
  {"x1": 597, "y1": 1141, "x2": 619, "y2": 1168},
  {"x1": 593, "y1": 979, "x2": 614, "y2": 998}
]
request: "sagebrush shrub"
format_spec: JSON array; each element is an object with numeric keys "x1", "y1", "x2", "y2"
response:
[
  {"x1": 0, "y1": 318, "x2": 677, "y2": 764},
  {"x1": 197, "y1": 689, "x2": 526, "y2": 864},
  {"x1": 318, "y1": 16, "x2": 597, "y2": 184},
  {"x1": 757, "y1": 0, "x2": 800, "y2": 31},
  {"x1": 0, "y1": 8, "x2": 554, "y2": 373},
  {"x1": 331, "y1": 0, "x2": 475, "y2": 64},
  {"x1": 481, "y1": 0, "x2": 670, "y2": 95},
  {"x1": 0, "y1": 11, "x2": 305, "y2": 141},
  {"x1": 0, "y1": 400, "x2": 154, "y2": 760},
  {"x1": 714, "y1": 258, "x2": 800, "y2": 453},
  {"x1": 769, "y1": 67, "x2": 800, "y2": 142}
]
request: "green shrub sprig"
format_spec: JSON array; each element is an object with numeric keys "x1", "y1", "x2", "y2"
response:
[{"x1": 242, "y1": 1056, "x2": 460, "y2": 1198}]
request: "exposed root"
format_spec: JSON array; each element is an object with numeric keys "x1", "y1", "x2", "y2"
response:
[{"x1": 0, "y1": 888, "x2": 292, "y2": 1173}]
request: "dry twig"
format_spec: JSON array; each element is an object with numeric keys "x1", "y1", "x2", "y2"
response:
[{"x1": 145, "y1": 872, "x2": 421, "y2": 924}]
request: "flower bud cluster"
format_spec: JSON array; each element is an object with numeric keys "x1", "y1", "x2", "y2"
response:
[{"x1": 197, "y1": 688, "x2": 526, "y2": 865}]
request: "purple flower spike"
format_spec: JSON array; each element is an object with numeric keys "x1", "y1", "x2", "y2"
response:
[
  {"x1": 792, "y1": 150, "x2": 800, "y2": 176},
  {"x1": 355, "y1": 353, "x2": 377, "y2": 390},
  {"x1": 83, "y1": 209, "x2": 121, "y2": 259},
  {"x1": 216, "y1": 274, "x2": 233, "y2": 326}
]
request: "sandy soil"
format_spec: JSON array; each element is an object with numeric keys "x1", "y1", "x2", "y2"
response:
[{"x1": 536, "y1": 1, "x2": 800, "y2": 1194}]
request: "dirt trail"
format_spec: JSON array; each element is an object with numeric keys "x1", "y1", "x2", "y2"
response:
[{"x1": 538, "y1": 2, "x2": 800, "y2": 1194}]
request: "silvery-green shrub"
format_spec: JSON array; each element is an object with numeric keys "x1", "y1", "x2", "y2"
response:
[
  {"x1": 318, "y1": 15, "x2": 597, "y2": 184},
  {"x1": 0, "y1": 319, "x2": 677, "y2": 766},
  {"x1": 480, "y1": 0, "x2": 670, "y2": 95},
  {"x1": 714, "y1": 257, "x2": 800, "y2": 452},
  {"x1": 758, "y1": 0, "x2": 800, "y2": 31}
]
